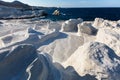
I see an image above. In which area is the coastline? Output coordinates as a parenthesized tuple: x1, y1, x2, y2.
(0, 1, 120, 79)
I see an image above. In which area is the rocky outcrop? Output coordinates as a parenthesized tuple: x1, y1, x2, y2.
(64, 42, 120, 80)
(92, 18, 117, 29)
(47, 21, 62, 31)
(52, 9, 60, 16)
(0, 44, 97, 80)
(39, 32, 84, 63)
(0, 18, 120, 80)
(61, 18, 83, 32)
(0, 44, 37, 80)
(92, 18, 104, 28)
(96, 28, 120, 56)
(0, 5, 47, 19)
(77, 22, 97, 36)
(0, 6, 21, 18)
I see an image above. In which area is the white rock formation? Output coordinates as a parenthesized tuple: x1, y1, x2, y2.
(0, 44, 38, 80)
(92, 18, 104, 29)
(96, 28, 120, 56)
(0, 6, 21, 18)
(39, 32, 84, 63)
(77, 22, 97, 36)
(93, 18, 117, 29)
(0, 44, 97, 80)
(20, 28, 59, 48)
(0, 6, 47, 19)
(64, 42, 120, 80)
(47, 21, 62, 31)
(61, 18, 83, 32)
(0, 18, 120, 80)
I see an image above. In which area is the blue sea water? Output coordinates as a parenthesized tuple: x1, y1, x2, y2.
(45, 8, 120, 21)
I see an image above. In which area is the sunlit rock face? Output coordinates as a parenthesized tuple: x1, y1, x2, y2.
(96, 28, 120, 56)
(64, 42, 120, 80)
(0, 44, 97, 80)
(77, 22, 97, 36)
(92, 18, 117, 29)
(61, 18, 83, 32)
(39, 32, 84, 63)
(92, 18, 105, 29)
(0, 17, 120, 80)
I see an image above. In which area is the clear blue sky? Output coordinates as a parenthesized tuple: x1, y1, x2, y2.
(2, 0, 120, 7)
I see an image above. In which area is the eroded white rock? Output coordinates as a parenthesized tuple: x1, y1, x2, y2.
(93, 18, 117, 29)
(92, 18, 104, 28)
(61, 18, 83, 32)
(0, 44, 96, 80)
(77, 22, 97, 36)
(64, 42, 120, 80)
(39, 32, 84, 63)
(96, 28, 120, 56)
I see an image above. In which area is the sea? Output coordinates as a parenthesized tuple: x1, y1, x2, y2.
(45, 8, 120, 21)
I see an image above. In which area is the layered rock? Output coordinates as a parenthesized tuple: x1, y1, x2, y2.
(0, 6, 47, 19)
(0, 6, 21, 18)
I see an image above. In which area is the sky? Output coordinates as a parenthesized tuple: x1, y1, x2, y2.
(2, 0, 120, 7)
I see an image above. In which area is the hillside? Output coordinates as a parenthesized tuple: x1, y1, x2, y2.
(0, 0, 31, 9)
